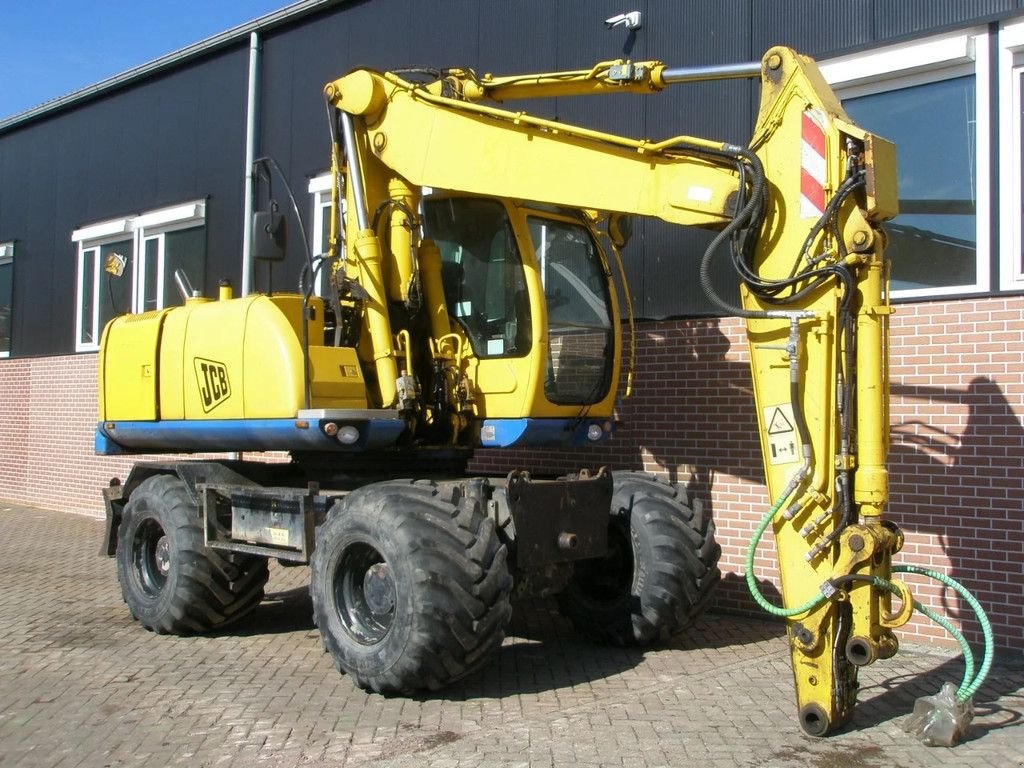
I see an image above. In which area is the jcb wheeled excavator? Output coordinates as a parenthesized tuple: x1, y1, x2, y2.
(96, 47, 988, 742)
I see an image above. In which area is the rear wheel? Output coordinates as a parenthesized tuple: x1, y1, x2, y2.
(311, 480, 512, 693)
(558, 471, 720, 644)
(116, 474, 269, 634)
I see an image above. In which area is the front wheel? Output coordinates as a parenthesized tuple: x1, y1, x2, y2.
(558, 471, 720, 645)
(311, 480, 512, 693)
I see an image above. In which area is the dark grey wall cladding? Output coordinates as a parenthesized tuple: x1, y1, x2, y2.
(0, 0, 1016, 355)
(750, 0, 1016, 56)
(0, 48, 248, 356)
(871, 0, 1016, 41)
(750, 0, 873, 56)
(638, 0, 755, 317)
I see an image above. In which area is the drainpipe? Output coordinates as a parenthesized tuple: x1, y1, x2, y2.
(241, 31, 260, 297)
(233, 31, 260, 463)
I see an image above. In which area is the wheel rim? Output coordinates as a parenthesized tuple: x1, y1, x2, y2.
(334, 541, 396, 644)
(133, 518, 170, 598)
(572, 520, 634, 603)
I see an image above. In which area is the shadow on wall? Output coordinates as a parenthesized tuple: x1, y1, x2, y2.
(888, 378, 1024, 649)
(470, 318, 1024, 651)
(641, 325, 1024, 652)
(639, 323, 1024, 652)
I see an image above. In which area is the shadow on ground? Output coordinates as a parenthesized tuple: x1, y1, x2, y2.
(853, 654, 1024, 742)
(222, 583, 317, 636)
(218, 564, 785, 699)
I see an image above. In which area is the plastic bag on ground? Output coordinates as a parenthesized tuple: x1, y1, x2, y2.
(902, 681, 974, 747)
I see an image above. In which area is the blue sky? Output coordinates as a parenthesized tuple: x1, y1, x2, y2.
(0, 1, 290, 120)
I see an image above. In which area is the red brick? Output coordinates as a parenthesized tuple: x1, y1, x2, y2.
(3, 295, 1023, 652)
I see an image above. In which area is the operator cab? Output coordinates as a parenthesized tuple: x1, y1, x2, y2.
(421, 195, 616, 406)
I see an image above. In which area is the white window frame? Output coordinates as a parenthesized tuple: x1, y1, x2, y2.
(820, 29, 991, 299)
(132, 201, 205, 313)
(999, 20, 1024, 290)
(137, 233, 165, 314)
(72, 200, 205, 352)
(309, 173, 343, 297)
(0, 241, 13, 358)
(72, 220, 131, 352)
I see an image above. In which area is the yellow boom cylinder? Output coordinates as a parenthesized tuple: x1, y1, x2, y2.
(352, 228, 398, 407)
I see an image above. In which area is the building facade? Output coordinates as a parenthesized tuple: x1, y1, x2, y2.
(1, 0, 1022, 654)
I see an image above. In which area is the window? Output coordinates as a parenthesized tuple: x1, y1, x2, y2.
(422, 197, 532, 359)
(999, 21, 1024, 289)
(73, 201, 205, 352)
(528, 216, 613, 405)
(0, 242, 12, 357)
(821, 31, 990, 298)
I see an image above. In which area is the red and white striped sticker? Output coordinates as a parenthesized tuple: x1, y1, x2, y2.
(800, 109, 827, 219)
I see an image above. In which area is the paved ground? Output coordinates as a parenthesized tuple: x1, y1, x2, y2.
(0, 502, 1021, 768)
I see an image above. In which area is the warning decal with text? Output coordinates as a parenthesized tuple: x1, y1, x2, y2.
(763, 403, 801, 465)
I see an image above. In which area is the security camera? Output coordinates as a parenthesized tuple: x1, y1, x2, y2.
(604, 11, 641, 30)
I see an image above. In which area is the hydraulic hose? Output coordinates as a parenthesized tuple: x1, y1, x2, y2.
(698, 145, 775, 319)
(745, 513, 994, 701)
(830, 572, 977, 697)
(892, 565, 994, 701)
(744, 494, 828, 618)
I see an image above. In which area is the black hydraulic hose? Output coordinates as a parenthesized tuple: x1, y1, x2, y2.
(696, 145, 777, 319)
(796, 171, 865, 273)
(832, 599, 854, 713)
(371, 199, 417, 232)
(253, 154, 315, 408)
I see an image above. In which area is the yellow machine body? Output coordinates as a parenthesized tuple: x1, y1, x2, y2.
(738, 50, 904, 733)
(99, 295, 367, 422)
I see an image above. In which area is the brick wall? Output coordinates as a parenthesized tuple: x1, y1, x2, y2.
(1, 296, 1021, 653)
(471, 297, 1024, 654)
(0, 354, 237, 514)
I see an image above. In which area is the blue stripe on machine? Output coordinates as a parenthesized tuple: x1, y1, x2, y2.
(95, 417, 406, 455)
(479, 418, 611, 448)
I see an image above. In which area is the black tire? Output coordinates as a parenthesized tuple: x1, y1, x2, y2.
(116, 474, 269, 634)
(311, 480, 512, 694)
(558, 471, 720, 645)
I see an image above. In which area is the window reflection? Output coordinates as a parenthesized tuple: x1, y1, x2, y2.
(423, 198, 531, 358)
(528, 217, 613, 405)
(0, 246, 12, 355)
(845, 76, 977, 291)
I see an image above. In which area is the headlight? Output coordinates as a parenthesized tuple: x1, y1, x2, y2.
(337, 425, 361, 445)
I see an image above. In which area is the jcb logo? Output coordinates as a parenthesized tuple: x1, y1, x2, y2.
(194, 358, 232, 413)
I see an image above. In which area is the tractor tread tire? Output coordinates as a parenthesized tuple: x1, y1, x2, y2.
(311, 480, 512, 694)
(116, 474, 269, 635)
(559, 471, 720, 645)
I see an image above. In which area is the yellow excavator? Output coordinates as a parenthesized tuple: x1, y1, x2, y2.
(96, 47, 988, 743)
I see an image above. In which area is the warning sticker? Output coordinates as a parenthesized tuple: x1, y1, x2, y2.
(763, 404, 801, 465)
(267, 527, 290, 547)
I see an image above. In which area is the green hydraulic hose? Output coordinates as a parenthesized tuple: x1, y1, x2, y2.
(869, 577, 975, 696)
(746, 503, 993, 701)
(745, 496, 828, 618)
(892, 565, 994, 701)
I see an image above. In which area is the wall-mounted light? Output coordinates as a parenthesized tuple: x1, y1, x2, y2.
(605, 11, 642, 31)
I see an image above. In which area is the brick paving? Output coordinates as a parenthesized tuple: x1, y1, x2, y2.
(0, 501, 1021, 768)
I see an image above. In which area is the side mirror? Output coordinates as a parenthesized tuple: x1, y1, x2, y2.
(608, 214, 633, 248)
(252, 205, 287, 261)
